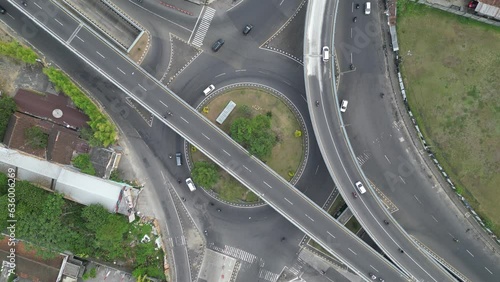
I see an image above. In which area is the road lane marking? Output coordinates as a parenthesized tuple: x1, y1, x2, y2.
(263, 181, 272, 189)
(305, 214, 315, 222)
(350, 28, 353, 38)
(484, 267, 492, 274)
(117, 67, 126, 75)
(315, 165, 320, 175)
(7, 13, 15, 19)
(413, 195, 422, 205)
(284, 198, 293, 205)
(399, 175, 406, 184)
(466, 250, 474, 257)
(138, 84, 147, 91)
(431, 215, 438, 222)
(34, 2, 42, 9)
(370, 265, 379, 272)
(242, 165, 251, 172)
(327, 231, 335, 238)
(215, 73, 226, 78)
(202, 133, 210, 140)
(159, 100, 168, 108)
(54, 18, 64, 26)
(235, 69, 246, 72)
(384, 155, 391, 164)
(96, 51, 105, 59)
(75, 35, 84, 42)
(222, 150, 231, 156)
(180, 117, 189, 124)
(347, 248, 357, 255)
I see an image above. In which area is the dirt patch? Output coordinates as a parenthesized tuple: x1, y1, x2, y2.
(129, 31, 150, 64)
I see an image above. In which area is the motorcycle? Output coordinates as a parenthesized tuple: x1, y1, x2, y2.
(315, 100, 319, 107)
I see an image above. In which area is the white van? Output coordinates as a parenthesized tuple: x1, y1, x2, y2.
(355, 181, 367, 194)
(365, 2, 371, 15)
(186, 178, 197, 192)
(203, 84, 215, 96)
(322, 46, 330, 62)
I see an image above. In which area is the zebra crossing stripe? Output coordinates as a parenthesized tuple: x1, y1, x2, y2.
(192, 7, 216, 47)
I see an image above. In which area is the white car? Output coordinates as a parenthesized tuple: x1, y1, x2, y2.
(203, 84, 215, 96)
(186, 178, 197, 192)
(355, 181, 367, 194)
(340, 100, 348, 112)
(365, 2, 371, 14)
(322, 46, 330, 62)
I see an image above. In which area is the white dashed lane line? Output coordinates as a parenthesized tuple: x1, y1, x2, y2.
(202, 133, 210, 140)
(284, 198, 293, 205)
(263, 181, 272, 189)
(138, 84, 147, 91)
(222, 150, 231, 156)
(242, 165, 251, 172)
(327, 231, 335, 238)
(96, 51, 105, 59)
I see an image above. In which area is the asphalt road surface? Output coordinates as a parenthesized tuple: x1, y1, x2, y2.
(303, 0, 455, 281)
(334, 0, 500, 281)
(3, 0, 414, 280)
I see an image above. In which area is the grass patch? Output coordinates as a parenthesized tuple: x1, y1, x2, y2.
(397, 0, 500, 234)
(327, 194, 345, 216)
(191, 87, 304, 203)
(345, 216, 362, 233)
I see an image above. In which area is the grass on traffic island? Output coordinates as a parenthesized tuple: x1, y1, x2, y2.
(397, 0, 500, 234)
(190, 87, 305, 204)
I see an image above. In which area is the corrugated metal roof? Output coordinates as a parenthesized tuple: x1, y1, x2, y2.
(0, 146, 124, 213)
(479, 0, 500, 7)
(56, 169, 123, 212)
(0, 146, 62, 179)
(476, 2, 500, 19)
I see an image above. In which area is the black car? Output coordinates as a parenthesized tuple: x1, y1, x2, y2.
(211, 38, 224, 52)
(0, 5, 6, 14)
(242, 24, 253, 35)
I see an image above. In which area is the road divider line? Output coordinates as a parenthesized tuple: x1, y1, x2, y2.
(34, 2, 42, 9)
(431, 215, 438, 222)
(466, 250, 474, 257)
(384, 155, 391, 164)
(159, 100, 168, 108)
(138, 84, 147, 91)
(242, 165, 251, 172)
(327, 231, 335, 238)
(180, 117, 189, 124)
(284, 198, 293, 205)
(305, 214, 315, 222)
(370, 265, 379, 272)
(413, 195, 422, 205)
(202, 133, 210, 140)
(484, 267, 492, 274)
(348, 248, 357, 255)
(222, 150, 231, 156)
(54, 18, 64, 26)
(96, 51, 105, 59)
(215, 73, 226, 78)
(399, 175, 406, 184)
(263, 181, 272, 189)
(117, 67, 126, 75)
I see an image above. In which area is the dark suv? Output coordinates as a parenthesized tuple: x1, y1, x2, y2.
(211, 39, 224, 52)
(242, 24, 253, 35)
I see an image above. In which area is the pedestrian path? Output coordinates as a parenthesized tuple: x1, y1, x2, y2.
(212, 245, 257, 264)
(191, 7, 216, 47)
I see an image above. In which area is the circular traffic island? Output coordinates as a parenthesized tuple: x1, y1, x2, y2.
(189, 85, 307, 206)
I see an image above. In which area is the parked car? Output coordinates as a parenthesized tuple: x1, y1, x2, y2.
(242, 24, 253, 35)
(203, 84, 215, 96)
(212, 39, 225, 52)
(468, 0, 478, 8)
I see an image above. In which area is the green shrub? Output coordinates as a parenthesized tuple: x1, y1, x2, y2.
(0, 41, 38, 64)
(72, 154, 96, 175)
(191, 161, 219, 188)
(24, 126, 48, 149)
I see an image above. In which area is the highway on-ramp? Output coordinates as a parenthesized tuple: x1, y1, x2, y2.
(5, 0, 410, 280)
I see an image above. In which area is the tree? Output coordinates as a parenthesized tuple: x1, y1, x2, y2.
(230, 114, 276, 159)
(24, 126, 48, 149)
(0, 96, 17, 140)
(191, 161, 219, 188)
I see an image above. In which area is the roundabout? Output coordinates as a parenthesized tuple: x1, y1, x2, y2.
(187, 83, 310, 206)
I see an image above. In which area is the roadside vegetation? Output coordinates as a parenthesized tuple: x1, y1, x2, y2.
(72, 153, 96, 176)
(190, 87, 305, 203)
(0, 173, 164, 280)
(24, 126, 48, 149)
(0, 40, 38, 64)
(0, 96, 17, 140)
(397, 0, 500, 234)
